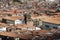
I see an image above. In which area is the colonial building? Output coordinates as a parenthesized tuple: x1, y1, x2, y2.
(41, 17, 60, 29)
(2, 16, 24, 25)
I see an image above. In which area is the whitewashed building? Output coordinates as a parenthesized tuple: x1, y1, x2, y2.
(0, 27, 6, 32)
(2, 16, 24, 25)
(46, 0, 60, 2)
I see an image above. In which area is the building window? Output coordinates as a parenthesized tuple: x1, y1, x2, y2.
(16, 28, 21, 30)
(2, 19, 7, 23)
(7, 20, 14, 25)
(53, 27, 57, 29)
(7, 28, 12, 32)
(45, 25, 49, 28)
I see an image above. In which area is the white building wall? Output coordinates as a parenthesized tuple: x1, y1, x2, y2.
(46, 0, 55, 2)
(15, 20, 23, 25)
(46, 0, 60, 2)
(0, 27, 6, 32)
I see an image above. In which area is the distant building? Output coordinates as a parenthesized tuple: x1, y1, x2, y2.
(2, 16, 24, 25)
(13, 0, 27, 3)
(0, 27, 6, 32)
(0, 0, 13, 2)
(0, 23, 8, 32)
(41, 17, 60, 29)
(46, 0, 60, 2)
(31, 14, 42, 27)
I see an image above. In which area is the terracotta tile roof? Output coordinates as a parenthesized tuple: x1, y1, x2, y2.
(31, 12, 60, 24)
(31, 14, 41, 19)
(13, 24, 35, 29)
(42, 17, 60, 24)
(3, 16, 24, 20)
(0, 23, 9, 28)
(0, 32, 19, 37)
(33, 30, 49, 36)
